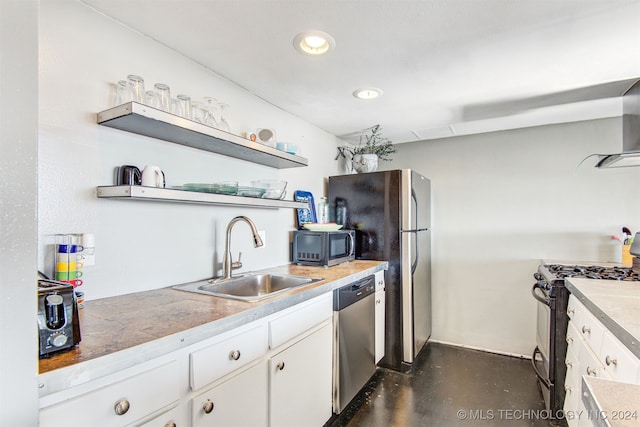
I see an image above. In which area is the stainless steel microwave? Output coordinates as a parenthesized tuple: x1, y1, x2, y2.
(292, 230, 355, 267)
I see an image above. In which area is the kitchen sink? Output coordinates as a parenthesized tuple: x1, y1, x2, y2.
(172, 273, 324, 302)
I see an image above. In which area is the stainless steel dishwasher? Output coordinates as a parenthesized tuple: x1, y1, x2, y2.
(333, 274, 376, 414)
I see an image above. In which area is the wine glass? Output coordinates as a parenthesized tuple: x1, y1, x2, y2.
(202, 97, 219, 128)
(217, 102, 231, 132)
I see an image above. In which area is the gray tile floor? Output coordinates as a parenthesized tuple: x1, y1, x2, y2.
(327, 342, 556, 426)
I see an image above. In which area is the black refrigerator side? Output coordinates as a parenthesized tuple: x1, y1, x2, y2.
(328, 170, 405, 370)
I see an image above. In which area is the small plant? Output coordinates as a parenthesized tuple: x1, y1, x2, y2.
(335, 125, 396, 161)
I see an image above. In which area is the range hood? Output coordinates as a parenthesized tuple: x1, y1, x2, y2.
(596, 79, 640, 168)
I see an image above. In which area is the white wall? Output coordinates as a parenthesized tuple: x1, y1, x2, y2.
(383, 118, 640, 356)
(0, 0, 39, 423)
(38, 1, 341, 300)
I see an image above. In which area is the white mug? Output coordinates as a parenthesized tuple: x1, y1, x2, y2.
(141, 165, 165, 188)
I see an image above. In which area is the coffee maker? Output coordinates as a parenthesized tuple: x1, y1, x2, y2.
(37, 279, 81, 357)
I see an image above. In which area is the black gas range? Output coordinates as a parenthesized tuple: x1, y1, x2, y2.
(531, 263, 639, 423)
(540, 263, 639, 281)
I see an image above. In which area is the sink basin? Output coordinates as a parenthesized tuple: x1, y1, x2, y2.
(172, 273, 324, 302)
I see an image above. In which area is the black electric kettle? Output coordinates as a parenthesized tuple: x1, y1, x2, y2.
(115, 165, 142, 185)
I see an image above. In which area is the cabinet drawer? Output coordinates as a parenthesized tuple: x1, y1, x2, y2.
(135, 404, 181, 427)
(40, 360, 180, 427)
(269, 293, 332, 349)
(191, 361, 268, 427)
(578, 341, 609, 381)
(565, 320, 582, 359)
(566, 298, 578, 320)
(563, 345, 581, 415)
(569, 296, 605, 353)
(598, 329, 640, 383)
(190, 323, 268, 391)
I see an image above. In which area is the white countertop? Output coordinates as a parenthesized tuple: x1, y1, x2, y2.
(581, 376, 640, 427)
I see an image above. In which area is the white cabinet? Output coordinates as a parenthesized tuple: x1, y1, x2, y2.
(191, 361, 268, 427)
(374, 271, 386, 364)
(269, 323, 333, 427)
(563, 295, 640, 427)
(40, 292, 336, 427)
(39, 358, 181, 427)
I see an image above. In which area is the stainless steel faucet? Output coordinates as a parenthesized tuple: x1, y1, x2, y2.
(222, 216, 264, 280)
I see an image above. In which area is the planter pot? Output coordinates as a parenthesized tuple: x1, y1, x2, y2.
(352, 154, 379, 173)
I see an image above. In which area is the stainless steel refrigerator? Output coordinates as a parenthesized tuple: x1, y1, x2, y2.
(328, 169, 431, 371)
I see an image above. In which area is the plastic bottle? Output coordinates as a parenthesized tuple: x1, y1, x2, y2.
(317, 197, 329, 224)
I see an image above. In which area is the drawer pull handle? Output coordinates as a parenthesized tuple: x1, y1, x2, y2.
(566, 336, 574, 344)
(565, 361, 573, 368)
(567, 308, 575, 315)
(114, 399, 130, 416)
(586, 366, 597, 376)
(165, 423, 177, 427)
(203, 399, 215, 414)
(605, 355, 618, 366)
(565, 385, 572, 393)
(229, 350, 241, 361)
(581, 326, 591, 334)
(277, 361, 285, 371)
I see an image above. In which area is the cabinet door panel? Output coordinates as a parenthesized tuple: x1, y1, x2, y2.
(191, 361, 268, 427)
(269, 323, 332, 427)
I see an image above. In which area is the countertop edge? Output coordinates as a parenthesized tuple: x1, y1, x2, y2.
(38, 261, 387, 397)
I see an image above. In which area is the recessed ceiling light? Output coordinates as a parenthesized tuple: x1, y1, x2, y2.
(353, 87, 383, 100)
(293, 30, 335, 56)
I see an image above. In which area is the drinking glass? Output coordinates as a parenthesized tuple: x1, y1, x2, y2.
(202, 97, 219, 128)
(191, 101, 206, 123)
(145, 90, 157, 108)
(170, 98, 180, 115)
(114, 80, 130, 106)
(154, 83, 171, 112)
(217, 102, 231, 132)
(127, 74, 145, 103)
(176, 94, 192, 119)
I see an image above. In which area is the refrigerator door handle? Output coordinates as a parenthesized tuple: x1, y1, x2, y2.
(400, 228, 429, 233)
(412, 231, 418, 274)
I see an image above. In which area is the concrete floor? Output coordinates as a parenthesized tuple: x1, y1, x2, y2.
(327, 342, 554, 426)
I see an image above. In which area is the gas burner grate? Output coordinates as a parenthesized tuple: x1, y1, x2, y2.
(544, 264, 640, 281)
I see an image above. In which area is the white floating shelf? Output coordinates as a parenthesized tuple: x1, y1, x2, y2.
(97, 186, 308, 210)
(97, 102, 308, 169)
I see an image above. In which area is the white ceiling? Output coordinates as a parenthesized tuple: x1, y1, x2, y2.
(82, 0, 640, 144)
